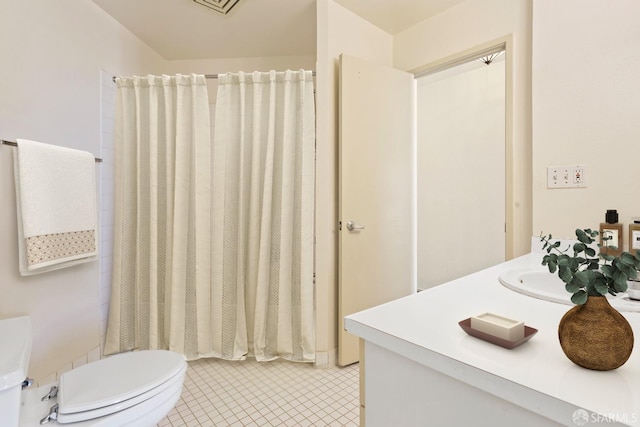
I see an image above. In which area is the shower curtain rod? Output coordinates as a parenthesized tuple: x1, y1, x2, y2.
(204, 71, 316, 79)
(112, 71, 316, 83)
(1, 140, 103, 163)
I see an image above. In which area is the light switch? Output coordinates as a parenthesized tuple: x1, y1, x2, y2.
(547, 165, 586, 189)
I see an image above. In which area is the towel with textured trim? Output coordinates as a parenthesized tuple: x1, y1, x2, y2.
(13, 139, 98, 275)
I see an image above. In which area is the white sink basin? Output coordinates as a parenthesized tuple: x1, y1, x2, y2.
(498, 267, 640, 312)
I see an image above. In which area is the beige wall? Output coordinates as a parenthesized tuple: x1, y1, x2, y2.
(0, 0, 165, 380)
(532, 0, 640, 246)
(315, 0, 394, 365)
(394, 0, 533, 258)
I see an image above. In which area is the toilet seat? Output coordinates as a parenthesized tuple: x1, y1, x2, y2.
(54, 350, 186, 424)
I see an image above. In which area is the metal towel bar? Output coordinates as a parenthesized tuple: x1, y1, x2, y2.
(1, 140, 102, 163)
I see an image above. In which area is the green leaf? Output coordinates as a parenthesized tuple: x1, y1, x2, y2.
(594, 278, 609, 295)
(547, 263, 557, 274)
(573, 242, 586, 253)
(576, 229, 590, 244)
(571, 290, 588, 305)
(565, 279, 582, 294)
(614, 259, 636, 277)
(601, 253, 615, 262)
(585, 247, 596, 257)
(619, 252, 637, 267)
(613, 278, 628, 293)
(573, 270, 591, 286)
(568, 258, 580, 271)
(612, 269, 629, 291)
(622, 263, 637, 277)
(558, 266, 573, 284)
(601, 264, 614, 278)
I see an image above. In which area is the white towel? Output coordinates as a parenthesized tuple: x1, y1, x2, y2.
(13, 139, 98, 275)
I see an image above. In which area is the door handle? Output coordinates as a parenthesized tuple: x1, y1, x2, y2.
(346, 220, 365, 231)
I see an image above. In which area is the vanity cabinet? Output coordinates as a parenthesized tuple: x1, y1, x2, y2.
(347, 254, 640, 427)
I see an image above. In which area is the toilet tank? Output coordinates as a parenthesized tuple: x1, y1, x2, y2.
(0, 316, 32, 427)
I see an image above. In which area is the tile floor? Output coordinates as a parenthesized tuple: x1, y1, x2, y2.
(158, 357, 360, 427)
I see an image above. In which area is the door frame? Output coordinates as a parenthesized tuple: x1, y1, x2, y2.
(409, 35, 516, 260)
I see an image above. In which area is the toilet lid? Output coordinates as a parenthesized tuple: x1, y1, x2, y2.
(56, 350, 185, 422)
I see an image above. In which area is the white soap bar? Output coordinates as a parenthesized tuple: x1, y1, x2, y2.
(470, 313, 525, 341)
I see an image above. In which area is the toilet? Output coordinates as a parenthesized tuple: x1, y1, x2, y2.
(0, 316, 187, 426)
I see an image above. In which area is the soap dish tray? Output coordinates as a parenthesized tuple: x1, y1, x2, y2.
(458, 318, 538, 349)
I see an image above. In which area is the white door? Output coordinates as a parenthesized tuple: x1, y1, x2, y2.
(338, 54, 415, 366)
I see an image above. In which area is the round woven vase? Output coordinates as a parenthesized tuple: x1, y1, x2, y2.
(558, 295, 634, 371)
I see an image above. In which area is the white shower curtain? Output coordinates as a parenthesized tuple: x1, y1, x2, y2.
(213, 70, 315, 362)
(105, 74, 216, 359)
(105, 71, 315, 363)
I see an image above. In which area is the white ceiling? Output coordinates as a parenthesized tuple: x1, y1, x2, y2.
(91, 0, 466, 61)
(333, 0, 466, 34)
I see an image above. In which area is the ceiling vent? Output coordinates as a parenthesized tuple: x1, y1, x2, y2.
(193, 0, 240, 15)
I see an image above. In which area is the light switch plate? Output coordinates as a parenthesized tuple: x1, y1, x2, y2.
(547, 165, 586, 189)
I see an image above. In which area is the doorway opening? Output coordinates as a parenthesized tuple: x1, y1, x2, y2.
(416, 48, 507, 290)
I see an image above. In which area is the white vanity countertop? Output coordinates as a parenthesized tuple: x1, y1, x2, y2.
(345, 253, 640, 426)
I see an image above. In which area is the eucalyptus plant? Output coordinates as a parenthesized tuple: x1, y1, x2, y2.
(540, 228, 640, 305)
